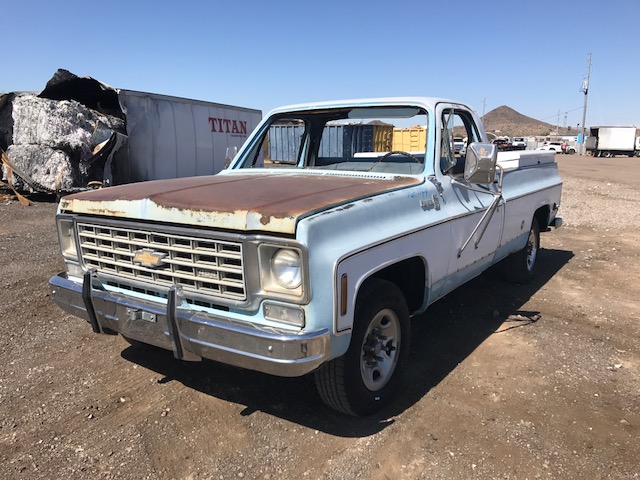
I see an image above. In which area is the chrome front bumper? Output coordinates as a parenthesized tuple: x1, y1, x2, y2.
(49, 272, 329, 377)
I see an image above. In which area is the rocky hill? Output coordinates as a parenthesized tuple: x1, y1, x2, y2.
(481, 105, 555, 137)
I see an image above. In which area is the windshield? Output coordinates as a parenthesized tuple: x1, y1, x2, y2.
(235, 106, 428, 174)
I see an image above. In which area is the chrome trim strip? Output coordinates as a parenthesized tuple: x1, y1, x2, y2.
(166, 285, 183, 359)
(82, 268, 101, 333)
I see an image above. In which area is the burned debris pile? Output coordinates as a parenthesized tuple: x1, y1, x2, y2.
(2, 69, 262, 196)
(0, 69, 126, 193)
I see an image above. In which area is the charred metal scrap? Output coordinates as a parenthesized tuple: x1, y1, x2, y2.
(0, 69, 127, 193)
(1, 69, 262, 194)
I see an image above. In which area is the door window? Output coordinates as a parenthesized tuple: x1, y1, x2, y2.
(440, 109, 481, 176)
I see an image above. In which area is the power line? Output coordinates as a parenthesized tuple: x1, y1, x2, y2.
(539, 106, 584, 121)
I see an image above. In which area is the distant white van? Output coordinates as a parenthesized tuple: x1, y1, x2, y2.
(512, 137, 527, 149)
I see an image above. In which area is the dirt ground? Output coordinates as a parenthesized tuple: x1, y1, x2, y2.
(1, 155, 639, 479)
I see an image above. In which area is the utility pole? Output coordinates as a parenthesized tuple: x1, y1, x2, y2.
(580, 53, 592, 155)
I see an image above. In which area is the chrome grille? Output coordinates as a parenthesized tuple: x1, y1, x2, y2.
(77, 222, 246, 301)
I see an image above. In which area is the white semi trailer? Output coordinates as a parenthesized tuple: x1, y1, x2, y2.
(585, 126, 639, 157)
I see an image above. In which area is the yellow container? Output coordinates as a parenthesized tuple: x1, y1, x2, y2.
(373, 125, 394, 152)
(392, 127, 427, 152)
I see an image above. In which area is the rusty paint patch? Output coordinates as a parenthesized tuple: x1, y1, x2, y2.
(85, 207, 127, 216)
(61, 173, 422, 234)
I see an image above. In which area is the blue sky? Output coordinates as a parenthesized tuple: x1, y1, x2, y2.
(2, 0, 637, 128)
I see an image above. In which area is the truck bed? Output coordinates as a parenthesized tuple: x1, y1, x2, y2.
(497, 150, 556, 172)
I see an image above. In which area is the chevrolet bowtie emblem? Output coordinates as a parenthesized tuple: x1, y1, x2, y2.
(133, 249, 167, 268)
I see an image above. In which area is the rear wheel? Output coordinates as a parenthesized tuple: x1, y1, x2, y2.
(314, 278, 410, 416)
(505, 218, 540, 284)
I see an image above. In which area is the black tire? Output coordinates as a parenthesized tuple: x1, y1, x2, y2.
(314, 278, 410, 416)
(505, 218, 540, 284)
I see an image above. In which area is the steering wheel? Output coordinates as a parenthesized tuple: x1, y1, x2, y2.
(369, 150, 422, 171)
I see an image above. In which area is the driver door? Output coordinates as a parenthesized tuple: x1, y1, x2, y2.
(437, 105, 504, 296)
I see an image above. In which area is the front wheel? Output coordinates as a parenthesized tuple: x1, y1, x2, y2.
(505, 218, 541, 284)
(314, 278, 410, 416)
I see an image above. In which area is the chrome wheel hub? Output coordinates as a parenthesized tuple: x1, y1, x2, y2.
(360, 308, 400, 391)
(526, 229, 538, 271)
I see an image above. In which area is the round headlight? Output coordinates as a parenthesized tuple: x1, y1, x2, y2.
(271, 249, 302, 289)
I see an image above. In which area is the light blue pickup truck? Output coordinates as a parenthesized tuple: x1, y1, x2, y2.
(50, 98, 563, 415)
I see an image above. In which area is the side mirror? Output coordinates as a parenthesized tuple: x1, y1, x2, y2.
(224, 146, 238, 169)
(464, 143, 497, 184)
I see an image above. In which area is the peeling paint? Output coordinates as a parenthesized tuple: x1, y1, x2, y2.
(84, 207, 128, 217)
(60, 173, 421, 234)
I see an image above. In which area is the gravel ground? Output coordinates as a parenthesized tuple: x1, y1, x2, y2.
(0, 155, 638, 479)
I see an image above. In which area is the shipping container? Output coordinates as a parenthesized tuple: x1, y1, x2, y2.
(319, 124, 346, 158)
(392, 127, 427, 152)
(267, 122, 304, 163)
(268, 123, 394, 163)
(373, 124, 394, 152)
(342, 124, 393, 155)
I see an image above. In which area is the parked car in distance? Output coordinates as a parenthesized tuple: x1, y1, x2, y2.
(453, 137, 465, 154)
(511, 137, 527, 150)
(492, 138, 511, 151)
(537, 141, 576, 154)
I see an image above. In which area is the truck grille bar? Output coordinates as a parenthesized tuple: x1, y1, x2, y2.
(77, 222, 246, 302)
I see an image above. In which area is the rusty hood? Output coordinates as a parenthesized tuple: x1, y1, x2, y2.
(60, 173, 421, 234)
